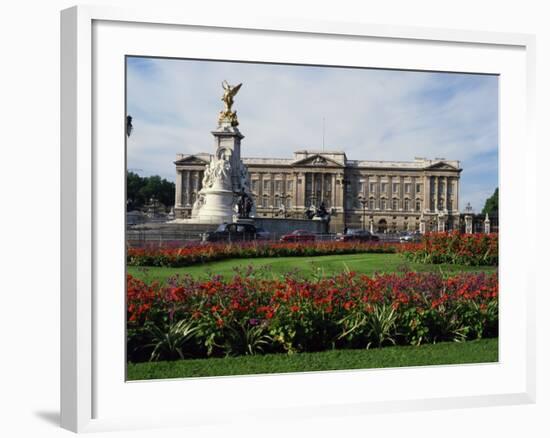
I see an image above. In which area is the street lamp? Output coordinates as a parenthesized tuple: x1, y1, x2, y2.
(358, 195, 368, 231)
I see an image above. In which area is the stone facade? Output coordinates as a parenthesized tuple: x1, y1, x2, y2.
(175, 150, 462, 233)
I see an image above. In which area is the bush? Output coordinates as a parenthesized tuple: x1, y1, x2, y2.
(127, 241, 399, 268)
(127, 270, 498, 362)
(401, 232, 498, 266)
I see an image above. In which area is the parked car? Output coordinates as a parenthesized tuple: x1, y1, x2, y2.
(255, 227, 271, 241)
(338, 229, 380, 242)
(399, 230, 423, 243)
(203, 223, 259, 242)
(280, 229, 316, 242)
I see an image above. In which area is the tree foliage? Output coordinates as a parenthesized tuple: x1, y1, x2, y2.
(481, 188, 498, 216)
(127, 171, 175, 211)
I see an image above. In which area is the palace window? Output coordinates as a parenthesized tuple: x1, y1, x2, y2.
(369, 198, 375, 210)
(449, 182, 454, 194)
(263, 180, 271, 192)
(392, 182, 399, 193)
(275, 180, 282, 193)
(416, 183, 422, 194)
(381, 182, 387, 192)
(369, 182, 376, 193)
(252, 180, 259, 193)
(405, 183, 411, 194)
(381, 199, 387, 210)
(262, 196, 268, 208)
(287, 180, 293, 192)
(415, 200, 421, 211)
(275, 197, 282, 208)
(392, 199, 399, 210)
(286, 198, 292, 209)
(358, 182, 364, 193)
(404, 199, 410, 210)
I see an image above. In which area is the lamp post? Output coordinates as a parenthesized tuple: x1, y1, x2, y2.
(358, 195, 368, 231)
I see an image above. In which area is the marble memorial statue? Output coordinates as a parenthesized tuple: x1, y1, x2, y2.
(190, 81, 255, 223)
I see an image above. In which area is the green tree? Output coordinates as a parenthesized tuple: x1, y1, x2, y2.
(481, 188, 498, 216)
(126, 171, 175, 211)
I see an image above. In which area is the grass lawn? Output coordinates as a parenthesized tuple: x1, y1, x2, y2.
(127, 252, 497, 284)
(127, 338, 498, 380)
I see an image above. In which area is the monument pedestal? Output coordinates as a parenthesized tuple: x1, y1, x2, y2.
(194, 188, 235, 223)
(180, 81, 256, 226)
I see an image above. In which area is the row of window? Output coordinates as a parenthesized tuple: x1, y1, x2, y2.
(245, 180, 455, 197)
(357, 182, 424, 195)
(252, 180, 294, 193)
(353, 198, 422, 212)
(256, 196, 293, 209)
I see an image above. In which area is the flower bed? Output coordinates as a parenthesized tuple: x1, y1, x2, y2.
(127, 271, 498, 362)
(127, 241, 399, 268)
(401, 232, 498, 266)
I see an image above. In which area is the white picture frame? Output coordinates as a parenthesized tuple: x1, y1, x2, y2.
(60, 5, 536, 433)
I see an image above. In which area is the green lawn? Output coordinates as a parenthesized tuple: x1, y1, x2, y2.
(128, 252, 497, 283)
(127, 338, 498, 380)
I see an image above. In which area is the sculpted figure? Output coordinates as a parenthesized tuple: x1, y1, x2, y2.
(212, 160, 231, 189)
(238, 162, 251, 192)
(244, 195, 253, 218)
(221, 80, 242, 113)
(202, 162, 215, 189)
(192, 193, 205, 212)
(219, 81, 242, 127)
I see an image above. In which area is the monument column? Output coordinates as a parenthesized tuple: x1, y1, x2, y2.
(175, 170, 182, 208)
(331, 173, 337, 208)
(399, 175, 404, 211)
(434, 177, 439, 211)
(423, 175, 430, 213)
(192, 80, 251, 223)
(334, 173, 343, 211)
(443, 177, 448, 211)
(185, 171, 191, 206)
(453, 178, 459, 213)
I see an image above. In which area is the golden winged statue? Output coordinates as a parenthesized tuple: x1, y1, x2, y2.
(221, 80, 242, 112)
(218, 80, 242, 127)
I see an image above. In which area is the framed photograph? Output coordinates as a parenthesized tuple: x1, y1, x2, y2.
(61, 5, 536, 433)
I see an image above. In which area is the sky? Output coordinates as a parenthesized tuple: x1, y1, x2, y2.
(126, 57, 498, 212)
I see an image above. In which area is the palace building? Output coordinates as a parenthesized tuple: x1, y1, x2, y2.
(174, 150, 462, 233)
